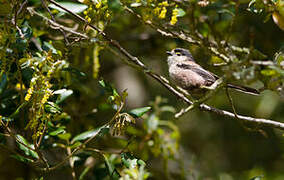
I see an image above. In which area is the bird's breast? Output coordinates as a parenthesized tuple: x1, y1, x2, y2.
(169, 65, 206, 89)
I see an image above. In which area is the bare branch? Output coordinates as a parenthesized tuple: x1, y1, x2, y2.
(250, 60, 284, 67)
(27, 7, 88, 39)
(45, 0, 284, 132)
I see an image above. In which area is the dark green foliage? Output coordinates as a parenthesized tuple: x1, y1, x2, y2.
(0, 0, 284, 179)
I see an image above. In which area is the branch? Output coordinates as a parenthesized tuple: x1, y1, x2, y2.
(250, 60, 284, 68)
(121, 4, 232, 63)
(45, 0, 284, 131)
(27, 7, 88, 39)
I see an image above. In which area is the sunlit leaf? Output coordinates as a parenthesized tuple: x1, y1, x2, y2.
(54, 89, 73, 104)
(49, 128, 65, 136)
(121, 152, 138, 169)
(250, 175, 264, 180)
(137, 159, 146, 166)
(177, 8, 186, 17)
(45, 102, 62, 114)
(272, 12, 284, 31)
(69, 141, 82, 149)
(16, 135, 39, 159)
(247, 0, 263, 13)
(71, 126, 109, 143)
(48, 2, 88, 14)
(261, 69, 277, 76)
(58, 133, 71, 141)
(99, 79, 113, 93)
(129, 107, 151, 118)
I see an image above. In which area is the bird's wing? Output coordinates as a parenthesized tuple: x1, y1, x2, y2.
(176, 63, 216, 85)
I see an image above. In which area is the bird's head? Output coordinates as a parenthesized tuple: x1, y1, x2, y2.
(166, 48, 194, 65)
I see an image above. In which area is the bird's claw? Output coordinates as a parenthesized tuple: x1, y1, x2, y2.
(200, 78, 223, 90)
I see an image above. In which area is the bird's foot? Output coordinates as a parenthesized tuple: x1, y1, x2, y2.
(200, 78, 223, 90)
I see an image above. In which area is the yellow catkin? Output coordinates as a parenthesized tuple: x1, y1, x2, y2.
(154, 7, 161, 16)
(41, 84, 52, 104)
(159, 7, 167, 19)
(96, 2, 101, 9)
(170, 8, 179, 25)
(25, 86, 34, 101)
(159, 1, 169, 6)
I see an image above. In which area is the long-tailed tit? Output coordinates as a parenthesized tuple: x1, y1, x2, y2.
(166, 48, 259, 96)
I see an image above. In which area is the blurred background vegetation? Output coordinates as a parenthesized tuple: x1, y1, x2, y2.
(0, 0, 284, 179)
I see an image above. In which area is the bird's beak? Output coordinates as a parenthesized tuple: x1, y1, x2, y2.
(166, 51, 172, 56)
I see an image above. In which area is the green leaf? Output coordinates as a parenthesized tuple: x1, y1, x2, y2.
(250, 175, 264, 180)
(69, 141, 82, 149)
(129, 107, 151, 118)
(137, 159, 146, 166)
(42, 41, 57, 54)
(62, 67, 86, 77)
(49, 128, 65, 136)
(99, 79, 113, 93)
(9, 101, 28, 119)
(44, 102, 62, 114)
(71, 126, 109, 143)
(1, 116, 13, 122)
(11, 154, 33, 163)
(177, 8, 186, 17)
(247, 0, 263, 13)
(48, 2, 88, 14)
(261, 69, 277, 76)
(58, 133, 71, 141)
(54, 89, 73, 104)
(79, 167, 91, 180)
(20, 23, 33, 39)
(121, 152, 138, 169)
(16, 135, 39, 159)
(274, 51, 284, 65)
(251, 49, 267, 59)
(103, 154, 120, 179)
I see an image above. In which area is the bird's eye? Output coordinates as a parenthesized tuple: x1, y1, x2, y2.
(176, 52, 181, 56)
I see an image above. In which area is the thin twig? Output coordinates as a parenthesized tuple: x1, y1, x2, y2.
(225, 87, 239, 119)
(27, 7, 88, 39)
(39, 101, 125, 172)
(250, 60, 284, 67)
(43, 0, 284, 131)
(36, 118, 49, 147)
(66, 142, 77, 180)
(11, 0, 28, 39)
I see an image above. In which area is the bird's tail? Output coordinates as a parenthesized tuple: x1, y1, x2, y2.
(227, 83, 260, 95)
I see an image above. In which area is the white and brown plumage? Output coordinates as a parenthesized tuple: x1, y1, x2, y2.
(166, 48, 259, 95)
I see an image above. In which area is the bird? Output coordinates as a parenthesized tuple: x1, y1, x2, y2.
(166, 48, 259, 96)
